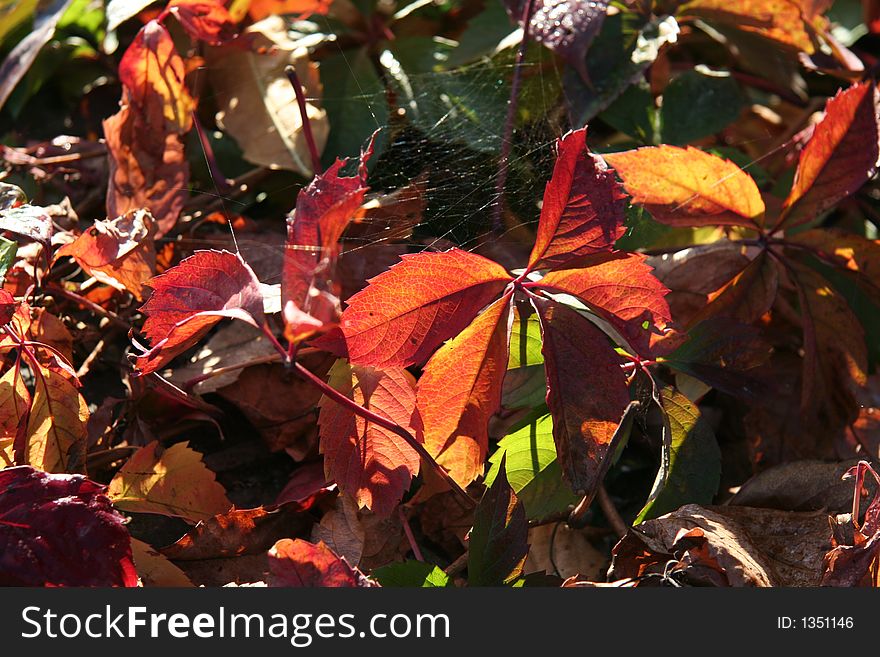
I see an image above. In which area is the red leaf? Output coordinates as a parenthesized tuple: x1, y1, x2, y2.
(414, 295, 512, 488)
(55, 209, 156, 301)
(528, 128, 627, 270)
(135, 250, 266, 375)
(530, 253, 671, 356)
(0, 466, 137, 587)
(780, 82, 880, 229)
(283, 140, 374, 335)
(318, 360, 420, 516)
(332, 248, 513, 367)
(532, 297, 630, 494)
(248, 0, 333, 20)
(268, 538, 374, 587)
(0, 289, 15, 325)
(166, 0, 238, 45)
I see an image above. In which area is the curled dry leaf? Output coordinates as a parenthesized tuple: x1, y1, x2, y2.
(207, 16, 328, 175)
(0, 466, 137, 587)
(55, 209, 156, 301)
(610, 504, 832, 586)
(166, 0, 238, 45)
(108, 440, 232, 522)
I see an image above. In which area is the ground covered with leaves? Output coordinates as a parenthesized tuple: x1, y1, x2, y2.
(2, 0, 880, 587)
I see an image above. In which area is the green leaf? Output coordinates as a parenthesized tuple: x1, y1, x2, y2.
(372, 560, 451, 587)
(502, 306, 546, 410)
(0, 236, 17, 279)
(485, 414, 578, 521)
(600, 81, 657, 144)
(468, 456, 528, 586)
(446, 0, 514, 67)
(635, 387, 721, 523)
(320, 47, 389, 166)
(660, 68, 744, 145)
(0, 0, 38, 47)
(566, 14, 679, 127)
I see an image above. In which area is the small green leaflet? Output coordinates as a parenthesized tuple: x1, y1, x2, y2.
(502, 308, 546, 410)
(0, 236, 16, 279)
(485, 414, 577, 521)
(372, 560, 450, 587)
(635, 387, 721, 523)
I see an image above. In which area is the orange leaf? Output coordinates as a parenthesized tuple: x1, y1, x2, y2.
(532, 253, 671, 356)
(679, 0, 823, 53)
(135, 250, 266, 375)
(604, 145, 765, 227)
(415, 295, 512, 488)
(268, 538, 373, 587)
(166, 0, 238, 45)
(104, 107, 189, 237)
(532, 297, 629, 494)
(119, 20, 194, 134)
(55, 209, 156, 301)
(0, 364, 29, 466)
(333, 248, 513, 367)
(528, 128, 627, 270)
(23, 363, 88, 473)
(779, 82, 880, 229)
(248, 0, 333, 21)
(108, 440, 232, 522)
(318, 360, 420, 516)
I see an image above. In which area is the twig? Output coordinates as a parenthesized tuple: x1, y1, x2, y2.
(76, 337, 106, 379)
(399, 507, 424, 562)
(285, 65, 323, 176)
(597, 484, 629, 539)
(444, 551, 469, 577)
(47, 284, 132, 331)
(490, 0, 536, 234)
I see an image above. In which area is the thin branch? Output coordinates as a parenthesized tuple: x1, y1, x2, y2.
(285, 65, 323, 176)
(399, 507, 424, 562)
(444, 551, 469, 577)
(597, 484, 628, 539)
(47, 284, 132, 331)
(490, 0, 536, 234)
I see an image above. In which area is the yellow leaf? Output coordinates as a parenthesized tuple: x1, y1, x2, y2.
(24, 363, 87, 473)
(109, 440, 232, 522)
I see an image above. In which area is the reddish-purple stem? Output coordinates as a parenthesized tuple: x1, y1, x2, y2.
(285, 65, 323, 176)
(490, 0, 536, 234)
(399, 507, 425, 561)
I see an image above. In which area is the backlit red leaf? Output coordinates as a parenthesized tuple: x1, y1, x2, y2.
(531, 297, 630, 495)
(779, 82, 880, 229)
(318, 360, 420, 516)
(135, 250, 266, 375)
(283, 140, 374, 335)
(248, 0, 333, 20)
(604, 146, 765, 227)
(531, 253, 671, 356)
(528, 128, 627, 270)
(268, 538, 374, 587)
(166, 0, 238, 45)
(415, 295, 512, 489)
(55, 209, 156, 301)
(0, 466, 137, 587)
(119, 20, 194, 134)
(333, 248, 513, 368)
